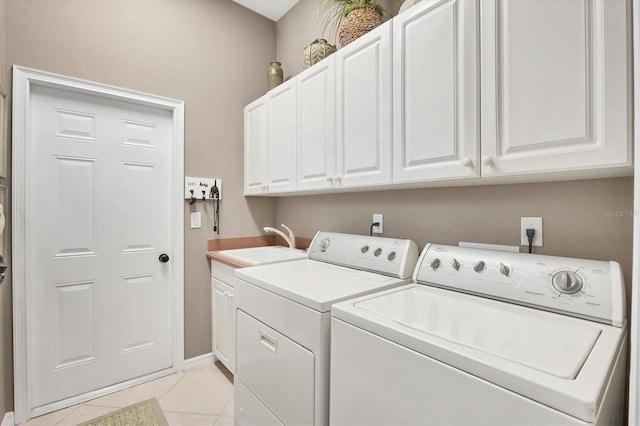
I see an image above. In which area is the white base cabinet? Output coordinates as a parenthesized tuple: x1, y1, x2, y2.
(211, 261, 236, 373)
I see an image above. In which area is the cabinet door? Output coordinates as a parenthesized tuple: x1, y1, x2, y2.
(393, 0, 479, 183)
(337, 21, 392, 188)
(244, 97, 267, 195)
(480, 0, 631, 176)
(212, 278, 233, 371)
(297, 56, 337, 191)
(266, 81, 297, 193)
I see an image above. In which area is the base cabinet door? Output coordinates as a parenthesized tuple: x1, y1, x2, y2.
(480, 0, 631, 176)
(393, 0, 480, 184)
(212, 278, 234, 373)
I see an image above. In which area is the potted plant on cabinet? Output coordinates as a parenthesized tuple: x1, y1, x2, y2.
(323, 0, 386, 47)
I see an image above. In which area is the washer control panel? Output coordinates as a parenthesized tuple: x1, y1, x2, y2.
(308, 232, 419, 279)
(415, 244, 625, 326)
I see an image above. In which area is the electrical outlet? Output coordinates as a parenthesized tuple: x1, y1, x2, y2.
(521, 217, 543, 247)
(372, 213, 383, 234)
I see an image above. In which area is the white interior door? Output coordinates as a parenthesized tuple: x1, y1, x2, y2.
(12, 67, 184, 420)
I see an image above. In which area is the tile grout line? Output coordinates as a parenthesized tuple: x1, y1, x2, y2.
(51, 404, 83, 426)
(156, 370, 189, 404)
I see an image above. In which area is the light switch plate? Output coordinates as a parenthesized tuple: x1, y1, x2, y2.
(191, 212, 202, 229)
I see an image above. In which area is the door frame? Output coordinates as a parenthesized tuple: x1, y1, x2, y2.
(11, 66, 185, 423)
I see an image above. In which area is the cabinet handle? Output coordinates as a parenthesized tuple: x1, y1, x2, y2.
(335, 176, 342, 183)
(461, 158, 473, 168)
(326, 176, 334, 183)
(482, 156, 494, 166)
(258, 329, 277, 353)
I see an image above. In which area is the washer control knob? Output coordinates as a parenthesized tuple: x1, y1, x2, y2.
(387, 251, 396, 261)
(430, 258, 441, 269)
(319, 239, 330, 252)
(498, 263, 511, 276)
(374, 248, 382, 257)
(473, 261, 486, 272)
(361, 245, 369, 254)
(451, 259, 461, 271)
(552, 271, 583, 294)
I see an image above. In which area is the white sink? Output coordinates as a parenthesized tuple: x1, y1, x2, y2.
(220, 246, 307, 266)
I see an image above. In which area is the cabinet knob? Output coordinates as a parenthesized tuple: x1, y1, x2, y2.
(326, 176, 334, 183)
(335, 176, 342, 183)
(461, 158, 473, 168)
(482, 156, 494, 166)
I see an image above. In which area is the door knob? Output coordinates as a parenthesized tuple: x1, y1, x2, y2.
(159, 253, 170, 263)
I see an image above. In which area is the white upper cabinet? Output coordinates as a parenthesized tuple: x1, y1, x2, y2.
(337, 21, 392, 188)
(244, 97, 268, 195)
(393, 0, 479, 183)
(266, 80, 297, 193)
(244, 81, 297, 195)
(244, 0, 631, 196)
(480, 0, 631, 177)
(297, 56, 337, 191)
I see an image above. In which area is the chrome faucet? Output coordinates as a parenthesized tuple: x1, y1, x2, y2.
(263, 224, 296, 249)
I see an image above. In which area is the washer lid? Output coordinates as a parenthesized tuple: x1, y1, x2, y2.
(235, 259, 409, 312)
(332, 284, 626, 423)
(354, 284, 600, 379)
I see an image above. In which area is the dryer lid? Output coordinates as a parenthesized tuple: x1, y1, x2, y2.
(354, 285, 601, 379)
(235, 259, 411, 312)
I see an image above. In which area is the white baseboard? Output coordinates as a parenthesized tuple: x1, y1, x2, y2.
(184, 352, 215, 370)
(1, 411, 14, 426)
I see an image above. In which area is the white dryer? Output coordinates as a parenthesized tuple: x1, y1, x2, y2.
(233, 232, 419, 425)
(330, 244, 627, 425)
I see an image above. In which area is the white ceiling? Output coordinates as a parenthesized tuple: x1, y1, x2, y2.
(232, 0, 301, 21)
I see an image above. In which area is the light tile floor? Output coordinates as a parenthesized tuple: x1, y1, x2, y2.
(24, 362, 234, 426)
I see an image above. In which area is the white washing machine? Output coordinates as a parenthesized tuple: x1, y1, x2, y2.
(233, 232, 419, 425)
(330, 244, 627, 425)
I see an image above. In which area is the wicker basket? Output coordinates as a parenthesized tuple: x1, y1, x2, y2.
(338, 6, 384, 47)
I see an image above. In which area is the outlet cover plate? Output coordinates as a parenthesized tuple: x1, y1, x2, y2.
(372, 213, 383, 234)
(521, 217, 543, 246)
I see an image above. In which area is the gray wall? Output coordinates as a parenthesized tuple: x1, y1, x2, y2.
(276, 0, 402, 79)
(1, 0, 278, 417)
